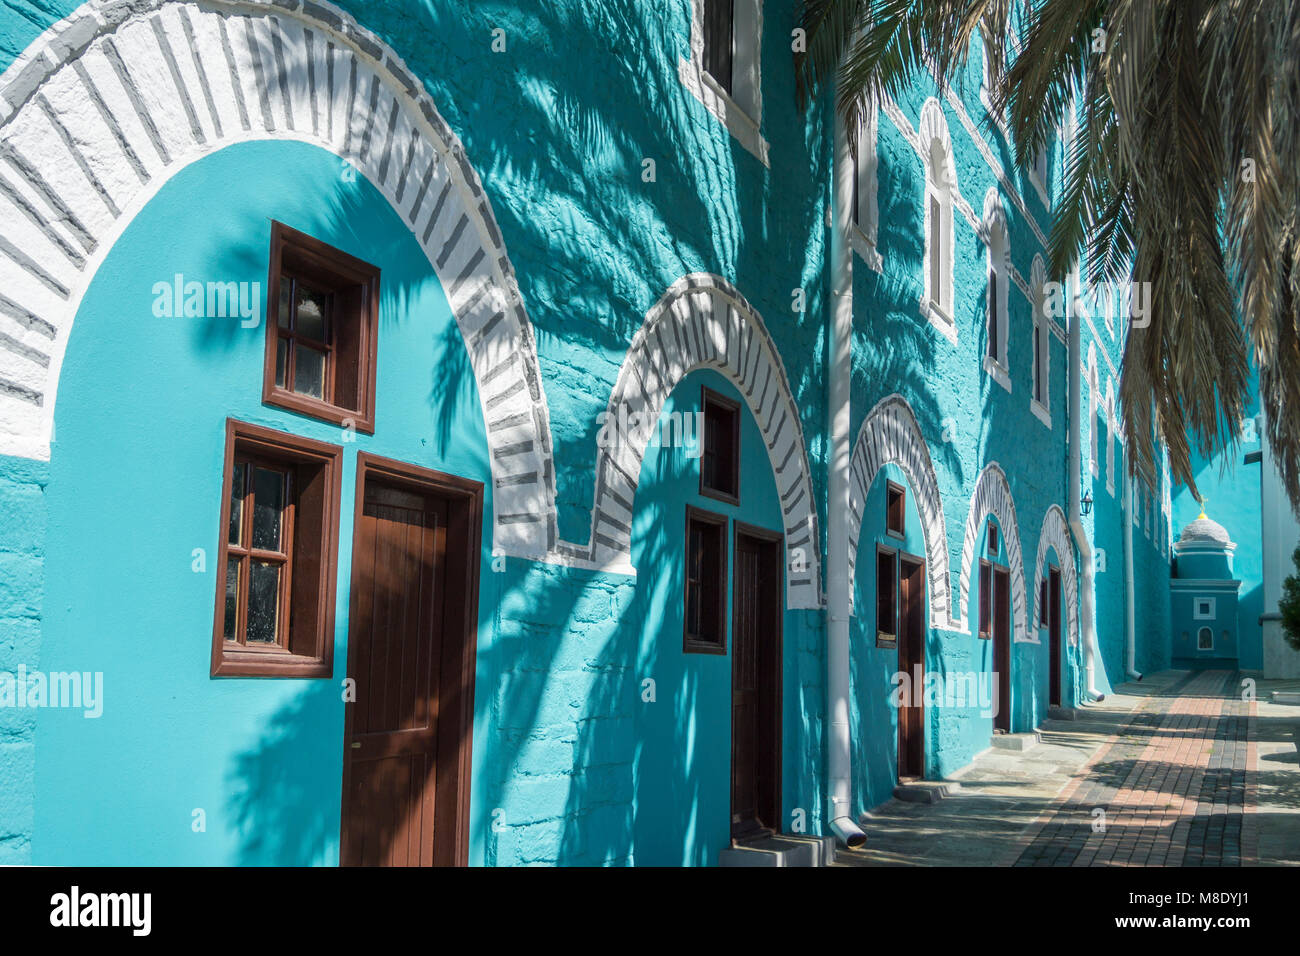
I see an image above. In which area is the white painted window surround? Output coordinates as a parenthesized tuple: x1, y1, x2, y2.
(919, 99, 957, 344)
(1030, 256, 1050, 426)
(982, 189, 1010, 393)
(678, 0, 769, 166)
(850, 102, 882, 272)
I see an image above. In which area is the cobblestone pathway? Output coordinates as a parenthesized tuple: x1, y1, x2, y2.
(1007, 670, 1255, 866)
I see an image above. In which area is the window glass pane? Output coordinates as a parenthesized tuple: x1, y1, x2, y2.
(294, 345, 326, 400)
(702, 0, 734, 94)
(275, 337, 288, 389)
(295, 286, 329, 342)
(224, 557, 240, 641)
(252, 467, 285, 551)
(277, 277, 292, 329)
(687, 524, 702, 634)
(247, 561, 281, 644)
(228, 463, 245, 546)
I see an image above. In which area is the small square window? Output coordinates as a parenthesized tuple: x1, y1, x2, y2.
(212, 419, 343, 677)
(988, 522, 1000, 557)
(700, 386, 740, 503)
(1194, 597, 1215, 620)
(264, 222, 380, 433)
(684, 506, 728, 653)
(876, 546, 898, 647)
(886, 481, 905, 538)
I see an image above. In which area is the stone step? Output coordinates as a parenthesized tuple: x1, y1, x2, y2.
(990, 731, 1041, 752)
(1047, 705, 1077, 721)
(892, 779, 958, 804)
(1272, 691, 1300, 705)
(718, 833, 838, 867)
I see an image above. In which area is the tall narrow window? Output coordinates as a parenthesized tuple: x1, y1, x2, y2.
(213, 420, 343, 677)
(987, 270, 1000, 359)
(1033, 320, 1044, 402)
(1039, 577, 1049, 628)
(264, 222, 380, 433)
(700, 387, 740, 503)
(920, 101, 956, 329)
(978, 558, 992, 638)
(929, 194, 943, 307)
(684, 507, 728, 653)
(701, 0, 734, 95)
(988, 522, 1000, 557)
(886, 481, 906, 538)
(1197, 627, 1213, 651)
(877, 547, 898, 647)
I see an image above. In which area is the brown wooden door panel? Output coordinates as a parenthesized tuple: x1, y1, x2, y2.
(993, 567, 1011, 733)
(341, 456, 480, 868)
(1048, 568, 1062, 707)
(897, 556, 925, 779)
(730, 526, 782, 839)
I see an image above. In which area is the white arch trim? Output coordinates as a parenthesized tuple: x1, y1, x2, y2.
(1033, 504, 1078, 645)
(0, 0, 557, 558)
(957, 462, 1031, 642)
(918, 97, 958, 192)
(562, 274, 823, 606)
(846, 394, 954, 630)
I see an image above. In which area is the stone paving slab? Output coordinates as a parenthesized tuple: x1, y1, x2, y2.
(834, 669, 1300, 867)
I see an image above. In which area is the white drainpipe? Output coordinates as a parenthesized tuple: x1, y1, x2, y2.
(1122, 473, 1142, 680)
(1067, 290, 1105, 701)
(826, 111, 866, 849)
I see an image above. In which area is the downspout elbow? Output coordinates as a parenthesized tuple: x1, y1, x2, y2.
(829, 815, 867, 849)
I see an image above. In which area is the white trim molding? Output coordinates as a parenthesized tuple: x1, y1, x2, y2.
(958, 463, 1031, 642)
(919, 98, 956, 339)
(569, 272, 823, 607)
(846, 393, 956, 630)
(0, 0, 559, 559)
(1033, 504, 1080, 645)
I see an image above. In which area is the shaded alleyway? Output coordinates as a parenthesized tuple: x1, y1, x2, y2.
(836, 670, 1300, 866)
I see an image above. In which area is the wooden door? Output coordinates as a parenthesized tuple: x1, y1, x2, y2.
(897, 556, 925, 779)
(1048, 567, 1062, 707)
(730, 524, 782, 839)
(341, 455, 480, 867)
(993, 567, 1011, 733)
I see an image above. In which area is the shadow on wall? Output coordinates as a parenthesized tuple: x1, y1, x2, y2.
(226, 682, 342, 866)
(196, 0, 829, 865)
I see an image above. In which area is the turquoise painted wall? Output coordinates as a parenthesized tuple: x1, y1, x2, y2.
(0, 454, 45, 863)
(0, 0, 1179, 864)
(32, 140, 496, 864)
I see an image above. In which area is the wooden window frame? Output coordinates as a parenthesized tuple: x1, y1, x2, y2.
(699, 386, 741, 505)
(885, 480, 906, 540)
(876, 543, 898, 648)
(684, 505, 729, 654)
(211, 419, 343, 678)
(263, 221, 380, 434)
(987, 521, 1000, 558)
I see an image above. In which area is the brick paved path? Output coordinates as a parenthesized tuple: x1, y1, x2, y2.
(1008, 670, 1256, 866)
